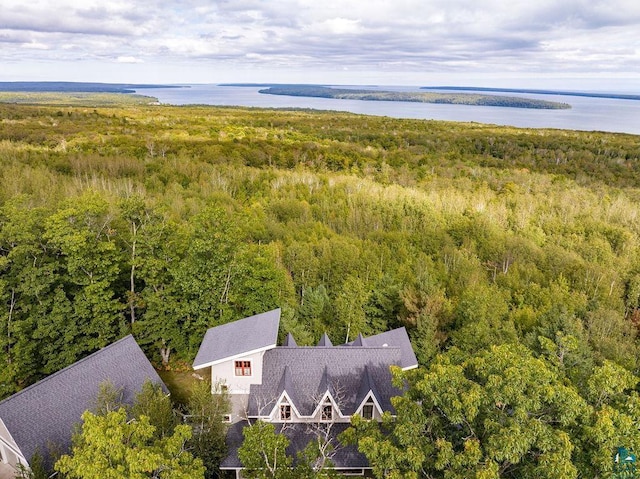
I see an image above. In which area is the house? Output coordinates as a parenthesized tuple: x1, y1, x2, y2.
(0, 335, 166, 478)
(192, 308, 418, 477)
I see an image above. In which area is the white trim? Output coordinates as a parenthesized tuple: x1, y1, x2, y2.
(0, 418, 26, 465)
(401, 363, 419, 371)
(255, 390, 355, 422)
(193, 344, 276, 370)
(267, 390, 304, 422)
(0, 438, 23, 461)
(355, 391, 383, 418)
(233, 359, 254, 378)
(310, 391, 346, 420)
(333, 468, 366, 476)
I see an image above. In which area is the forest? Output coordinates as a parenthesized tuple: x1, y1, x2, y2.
(1, 100, 640, 478)
(258, 85, 571, 109)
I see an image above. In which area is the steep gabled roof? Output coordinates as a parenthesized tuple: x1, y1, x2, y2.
(193, 308, 281, 369)
(317, 333, 333, 347)
(316, 365, 337, 401)
(354, 363, 382, 411)
(0, 335, 165, 468)
(282, 333, 298, 347)
(247, 347, 401, 417)
(355, 327, 418, 370)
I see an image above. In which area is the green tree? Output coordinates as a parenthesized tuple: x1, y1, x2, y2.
(229, 242, 296, 318)
(117, 195, 160, 326)
(578, 361, 640, 478)
(334, 275, 370, 342)
(346, 344, 590, 479)
(43, 193, 124, 356)
(55, 408, 204, 479)
(0, 197, 56, 393)
(238, 421, 292, 479)
(185, 381, 230, 479)
(132, 380, 177, 439)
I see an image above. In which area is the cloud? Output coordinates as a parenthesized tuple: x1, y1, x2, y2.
(0, 0, 638, 81)
(116, 56, 143, 63)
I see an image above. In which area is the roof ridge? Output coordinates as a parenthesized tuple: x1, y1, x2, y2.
(283, 332, 298, 347)
(317, 332, 333, 347)
(0, 335, 136, 406)
(273, 345, 400, 350)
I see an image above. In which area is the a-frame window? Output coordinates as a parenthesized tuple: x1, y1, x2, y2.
(321, 398, 333, 421)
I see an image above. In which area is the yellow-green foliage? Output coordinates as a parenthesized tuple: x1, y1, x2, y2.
(2, 102, 640, 477)
(0, 92, 159, 106)
(0, 102, 638, 379)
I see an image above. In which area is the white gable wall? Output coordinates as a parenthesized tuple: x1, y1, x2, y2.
(211, 350, 266, 394)
(0, 417, 26, 472)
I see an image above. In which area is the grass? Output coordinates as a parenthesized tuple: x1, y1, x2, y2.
(157, 369, 200, 406)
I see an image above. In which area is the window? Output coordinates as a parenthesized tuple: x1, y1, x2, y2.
(280, 404, 292, 421)
(362, 398, 375, 420)
(322, 404, 333, 421)
(234, 360, 251, 376)
(362, 404, 374, 420)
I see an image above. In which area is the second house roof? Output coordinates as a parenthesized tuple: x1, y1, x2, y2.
(193, 308, 281, 369)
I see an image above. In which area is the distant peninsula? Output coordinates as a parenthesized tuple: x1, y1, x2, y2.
(257, 85, 571, 110)
(0, 82, 183, 94)
(421, 86, 640, 101)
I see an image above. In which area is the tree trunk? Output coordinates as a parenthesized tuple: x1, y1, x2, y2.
(160, 341, 171, 367)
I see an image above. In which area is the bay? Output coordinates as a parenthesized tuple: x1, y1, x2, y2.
(139, 84, 640, 135)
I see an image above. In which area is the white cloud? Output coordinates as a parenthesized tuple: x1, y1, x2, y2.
(21, 40, 49, 50)
(116, 56, 143, 63)
(0, 0, 638, 83)
(311, 18, 364, 35)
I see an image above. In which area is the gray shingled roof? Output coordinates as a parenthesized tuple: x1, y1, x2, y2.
(355, 364, 382, 410)
(351, 327, 418, 369)
(247, 347, 402, 417)
(317, 333, 333, 347)
(221, 421, 369, 469)
(0, 335, 165, 469)
(282, 333, 297, 347)
(193, 309, 281, 369)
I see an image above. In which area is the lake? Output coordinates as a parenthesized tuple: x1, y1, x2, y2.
(138, 84, 640, 135)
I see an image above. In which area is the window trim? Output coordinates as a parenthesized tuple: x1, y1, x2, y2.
(361, 403, 374, 420)
(321, 403, 333, 421)
(280, 404, 292, 421)
(234, 360, 252, 376)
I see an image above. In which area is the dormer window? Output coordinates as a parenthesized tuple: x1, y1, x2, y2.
(321, 398, 333, 421)
(322, 405, 333, 421)
(234, 360, 251, 376)
(280, 404, 292, 420)
(362, 398, 375, 420)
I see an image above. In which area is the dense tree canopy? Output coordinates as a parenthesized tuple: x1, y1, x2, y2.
(55, 408, 204, 479)
(1, 102, 640, 475)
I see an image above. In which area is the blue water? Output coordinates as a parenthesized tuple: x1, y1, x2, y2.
(139, 84, 640, 135)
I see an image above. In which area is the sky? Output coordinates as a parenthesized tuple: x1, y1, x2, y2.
(1, 0, 639, 90)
